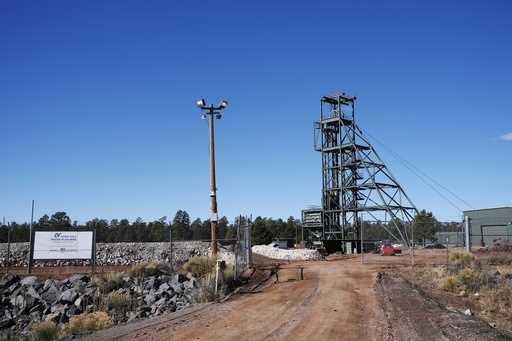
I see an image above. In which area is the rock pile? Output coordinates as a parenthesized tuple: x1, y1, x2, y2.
(252, 245, 322, 261)
(0, 241, 219, 267)
(0, 270, 200, 338)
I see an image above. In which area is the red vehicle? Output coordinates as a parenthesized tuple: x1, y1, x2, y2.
(380, 240, 396, 256)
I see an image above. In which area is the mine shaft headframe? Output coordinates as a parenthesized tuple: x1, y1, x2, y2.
(313, 91, 418, 247)
(321, 92, 356, 104)
(320, 92, 357, 124)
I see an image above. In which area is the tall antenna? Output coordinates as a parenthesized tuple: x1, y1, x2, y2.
(310, 92, 418, 250)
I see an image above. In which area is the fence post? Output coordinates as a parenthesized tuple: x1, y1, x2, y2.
(92, 229, 97, 275)
(234, 218, 240, 281)
(246, 222, 253, 266)
(214, 260, 220, 297)
(7, 222, 11, 272)
(169, 226, 173, 270)
(464, 216, 471, 252)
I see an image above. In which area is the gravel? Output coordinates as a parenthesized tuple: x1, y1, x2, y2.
(0, 242, 235, 267)
(251, 245, 322, 261)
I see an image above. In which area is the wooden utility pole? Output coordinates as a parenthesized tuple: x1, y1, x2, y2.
(196, 99, 228, 258)
(27, 200, 34, 274)
(208, 110, 218, 257)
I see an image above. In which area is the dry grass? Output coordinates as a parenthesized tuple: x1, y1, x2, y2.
(108, 290, 132, 322)
(183, 256, 217, 277)
(414, 251, 512, 334)
(109, 290, 131, 310)
(448, 252, 474, 272)
(455, 268, 483, 292)
(193, 275, 216, 303)
(127, 261, 172, 278)
(63, 311, 113, 335)
(223, 266, 236, 291)
(480, 283, 512, 331)
(31, 321, 59, 341)
(488, 253, 512, 265)
(497, 265, 512, 275)
(94, 272, 124, 294)
(439, 276, 458, 292)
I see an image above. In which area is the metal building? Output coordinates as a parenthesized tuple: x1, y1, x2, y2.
(305, 92, 418, 252)
(435, 231, 464, 246)
(464, 207, 512, 247)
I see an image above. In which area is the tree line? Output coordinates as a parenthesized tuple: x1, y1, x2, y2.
(0, 210, 303, 245)
(0, 209, 445, 245)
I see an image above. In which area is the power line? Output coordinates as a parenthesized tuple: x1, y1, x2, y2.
(361, 129, 471, 213)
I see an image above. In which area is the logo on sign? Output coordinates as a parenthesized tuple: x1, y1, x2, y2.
(51, 232, 77, 241)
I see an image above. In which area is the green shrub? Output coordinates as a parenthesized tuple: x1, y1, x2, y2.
(31, 321, 59, 341)
(64, 311, 112, 335)
(456, 268, 482, 292)
(448, 252, 474, 272)
(183, 256, 217, 277)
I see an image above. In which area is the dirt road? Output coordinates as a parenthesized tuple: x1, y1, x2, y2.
(87, 251, 507, 341)
(122, 257, 386, 341)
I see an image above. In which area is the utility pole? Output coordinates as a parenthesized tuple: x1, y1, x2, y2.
(27, 200, 34, 274)
(196, 99, 228, 257)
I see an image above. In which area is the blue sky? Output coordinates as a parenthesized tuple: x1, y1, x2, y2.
(2, 0, 511, 224)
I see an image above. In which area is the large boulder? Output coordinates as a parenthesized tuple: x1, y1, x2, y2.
(41, 284, 61, 304)
(20, 276, 39, 288)
(59, 289, 78, 304)
(0, 274, 19, 289)
(143, 292, 157, 306)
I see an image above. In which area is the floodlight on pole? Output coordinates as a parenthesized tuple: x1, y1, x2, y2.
(196, 98, 206, 108)
(196, 98, 229, 257)
(219, 100, 228, 109)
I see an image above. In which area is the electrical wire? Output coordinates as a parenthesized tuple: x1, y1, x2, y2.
(361, 129, 472, 213)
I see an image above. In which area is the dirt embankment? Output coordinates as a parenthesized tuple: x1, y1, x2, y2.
(376, 272, 509, 341)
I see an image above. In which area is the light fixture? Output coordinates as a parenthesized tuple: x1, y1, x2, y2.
(216, 113, 222, 119)
(196, 98, 206, 108)
(218, 100, 228, 109)
(201, 114, 207, 119)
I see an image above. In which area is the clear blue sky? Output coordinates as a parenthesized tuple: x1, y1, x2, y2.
(2, 0, 511, 224)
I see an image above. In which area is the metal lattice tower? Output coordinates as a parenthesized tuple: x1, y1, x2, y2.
(311, 92, 418, 246)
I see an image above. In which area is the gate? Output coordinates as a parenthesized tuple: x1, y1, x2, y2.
(234, 220, 252, 280)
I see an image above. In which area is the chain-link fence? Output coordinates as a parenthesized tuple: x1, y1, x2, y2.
(234, 222, 252, 280)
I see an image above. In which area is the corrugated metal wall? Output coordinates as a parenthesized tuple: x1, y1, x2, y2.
(464, 207, 512, 247)
(435, 232, 464, 245)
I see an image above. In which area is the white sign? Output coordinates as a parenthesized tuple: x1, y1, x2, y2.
(33, 231, 94, 260)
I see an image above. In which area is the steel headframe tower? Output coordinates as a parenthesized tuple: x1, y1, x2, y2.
(312, 92, 418, 247)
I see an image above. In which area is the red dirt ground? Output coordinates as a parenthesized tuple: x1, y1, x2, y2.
(82, 249, 509, 341)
